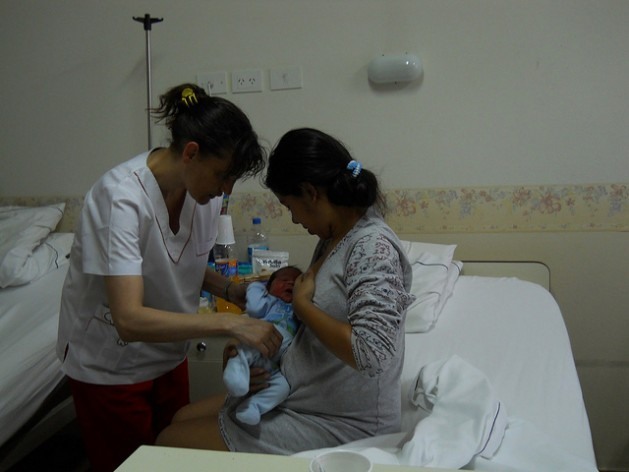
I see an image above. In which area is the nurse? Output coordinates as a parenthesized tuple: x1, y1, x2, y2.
(56, 83, 281, 472)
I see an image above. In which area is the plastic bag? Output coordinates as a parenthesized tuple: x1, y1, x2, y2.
(252, 249, 289, 275)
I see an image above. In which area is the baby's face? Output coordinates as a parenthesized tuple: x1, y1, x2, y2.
(268, 268, 301, 303)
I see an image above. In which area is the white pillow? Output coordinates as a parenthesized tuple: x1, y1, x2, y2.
(399, 240, 460, 333)
(18, 232, 74, 285)
(0, 203, 66, 288)
(434, 260, 464, 316)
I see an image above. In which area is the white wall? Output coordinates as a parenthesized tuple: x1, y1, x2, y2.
(1, 0, 628, 196)
(1, 1, 628, 469)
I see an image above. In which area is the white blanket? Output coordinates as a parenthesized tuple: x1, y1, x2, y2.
(401, 355, 507, 467)
(295, 356, 505, 468)
(295, 356, 597, 471)
(469, 418, 598, 472)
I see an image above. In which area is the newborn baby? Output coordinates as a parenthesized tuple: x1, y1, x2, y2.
(222, 265, 302, 425)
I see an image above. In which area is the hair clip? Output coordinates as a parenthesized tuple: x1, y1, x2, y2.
(346, 160, 362, 178)
(181, 87, 198, 107)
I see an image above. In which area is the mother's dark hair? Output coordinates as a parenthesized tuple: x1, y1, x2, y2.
(265, 128, 385, 213)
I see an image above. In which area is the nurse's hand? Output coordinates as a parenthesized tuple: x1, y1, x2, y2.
(230, 317, 283, 358)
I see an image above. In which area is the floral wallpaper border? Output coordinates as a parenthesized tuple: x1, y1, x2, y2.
(2, 183, 627, 235)
(230, 183, 628, 235)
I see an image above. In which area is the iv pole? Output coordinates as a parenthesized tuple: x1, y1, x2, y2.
(133, 13, 163, 150)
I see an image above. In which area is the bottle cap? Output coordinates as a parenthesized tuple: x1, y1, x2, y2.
(216, 214, 236, 244)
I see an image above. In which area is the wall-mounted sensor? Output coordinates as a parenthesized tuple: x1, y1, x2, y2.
(367, 53, 422, 84)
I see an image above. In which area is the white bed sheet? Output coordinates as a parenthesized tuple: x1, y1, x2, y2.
(296, 275, 596, 471)
(0, 263, 69, 446)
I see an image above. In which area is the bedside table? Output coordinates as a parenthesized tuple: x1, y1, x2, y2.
(187, 335, 230, 401)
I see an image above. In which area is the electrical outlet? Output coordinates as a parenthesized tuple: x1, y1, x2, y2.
(232, 69, 263, 93)
(197, 71, 227, 95)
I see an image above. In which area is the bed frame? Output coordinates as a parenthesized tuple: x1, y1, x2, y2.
(0, 381, 75, 471)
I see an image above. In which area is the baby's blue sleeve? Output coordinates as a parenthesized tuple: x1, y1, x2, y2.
(246, 282, 275, 320)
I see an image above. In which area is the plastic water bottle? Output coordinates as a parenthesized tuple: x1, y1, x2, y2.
(198, 295, 212, 314)
(247, 217, 269, 264)
(214, 215, 241, 314)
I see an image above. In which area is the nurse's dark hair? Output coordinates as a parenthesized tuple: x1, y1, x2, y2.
(151, 83, 266, 180)
(265, 128, 385, 214)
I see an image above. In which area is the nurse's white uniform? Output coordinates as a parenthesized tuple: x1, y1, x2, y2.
(57, 151, 222, 385)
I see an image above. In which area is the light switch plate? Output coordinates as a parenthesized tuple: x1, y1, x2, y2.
(197, 71, 228, 95)
(270, 66, 303, 90)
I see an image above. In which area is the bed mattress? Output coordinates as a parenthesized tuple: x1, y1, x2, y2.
(0, 263, 69, 446)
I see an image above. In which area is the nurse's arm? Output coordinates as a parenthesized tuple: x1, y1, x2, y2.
(201, 267, 247, 309)
(104, 275, 281, 357)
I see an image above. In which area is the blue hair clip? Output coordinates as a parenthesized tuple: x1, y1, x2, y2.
(346, 160, 362, 178)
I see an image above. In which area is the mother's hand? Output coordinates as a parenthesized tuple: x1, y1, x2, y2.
(222, 342, 271, 393)
(292, 270, 315, 319)
(293, 269, 315, 300)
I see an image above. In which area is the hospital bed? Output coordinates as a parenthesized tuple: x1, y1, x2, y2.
(183, 239, 597, 472)
(0, 204, 75, 471)
(290, 240, 597, 471)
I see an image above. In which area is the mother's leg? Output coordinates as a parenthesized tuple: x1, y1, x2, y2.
(171, 393, 225, 423)
(155, 394, 229, 451)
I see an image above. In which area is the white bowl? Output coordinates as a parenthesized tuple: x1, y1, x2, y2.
(309, 450, 373, 472)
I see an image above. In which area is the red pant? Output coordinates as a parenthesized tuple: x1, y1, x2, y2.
(69, 359, 189, 472)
